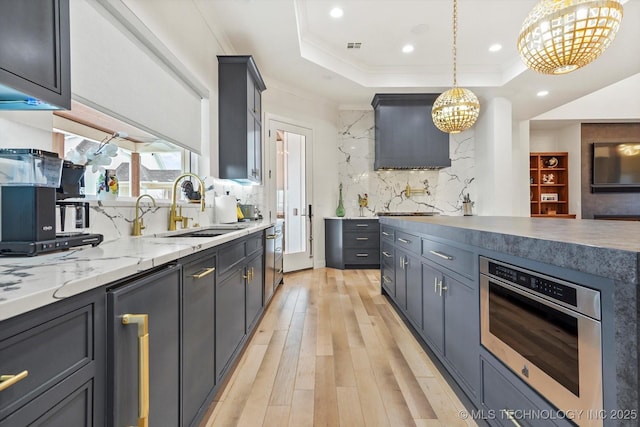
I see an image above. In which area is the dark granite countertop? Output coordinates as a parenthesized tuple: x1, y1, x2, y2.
(379, 216, 640, 284)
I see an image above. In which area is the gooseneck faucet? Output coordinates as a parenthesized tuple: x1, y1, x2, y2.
(169, 173, 206, 231)
(132, 194, 157, 236)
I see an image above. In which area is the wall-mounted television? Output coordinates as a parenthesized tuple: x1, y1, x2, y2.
(592, 142, 640, 192)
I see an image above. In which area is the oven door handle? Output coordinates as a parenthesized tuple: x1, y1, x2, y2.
(481, 274, 600, 321)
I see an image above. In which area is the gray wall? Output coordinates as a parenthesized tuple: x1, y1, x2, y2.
(581, 123, 640, 219)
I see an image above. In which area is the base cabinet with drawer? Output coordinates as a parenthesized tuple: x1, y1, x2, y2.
(325, 218, 380, 269)
(380, 225, 480, 403)
(0, 289, 104, 426)
(216, 231, 265, 382)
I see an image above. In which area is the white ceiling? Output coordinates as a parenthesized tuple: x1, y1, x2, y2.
(196, 0, 640, 121)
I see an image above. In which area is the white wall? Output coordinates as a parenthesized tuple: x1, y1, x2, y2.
(0, 112, 53, 150)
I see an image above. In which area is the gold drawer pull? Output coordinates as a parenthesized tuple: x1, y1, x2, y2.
(0, 370, 28, 391)
(192, 267, 215, 279)
(266, 234, 277, 239)
(122, 314, 149, 427)
(429, 250, 454, 260)
(356, 253, 369, 257)
(356, 237, 369, 241)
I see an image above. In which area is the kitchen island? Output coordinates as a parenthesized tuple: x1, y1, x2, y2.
(380, 215, 639, 427)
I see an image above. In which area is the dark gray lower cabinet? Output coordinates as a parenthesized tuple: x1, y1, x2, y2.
(0, 288, 103, 426)
(107, 264, 181, 427)
(246, 251, 264, 332)
(421, 263, 445, 354)
(182, 252, 216, 427)
(395, 249, 421, 329)
(216, 265, 246, 381)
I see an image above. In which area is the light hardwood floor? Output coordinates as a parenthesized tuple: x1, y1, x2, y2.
(201, 268, 478, 427)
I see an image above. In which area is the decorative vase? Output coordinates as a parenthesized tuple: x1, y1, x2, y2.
(335, 184, 346, 217)
(97, 169, 119, 200)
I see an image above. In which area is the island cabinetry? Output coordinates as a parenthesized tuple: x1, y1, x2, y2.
(0, 288, 104, 426)
(380, 241, 395, 296)
(216, 231, 265, 382)
(107, 264, 181, 427)
(420, 237, 479, 399)
(325, 218, 380, 269)
(182, 250, 216, 427)
(218, 55, 266, 183)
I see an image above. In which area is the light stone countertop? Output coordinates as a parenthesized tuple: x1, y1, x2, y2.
(0, 221, 272, 322)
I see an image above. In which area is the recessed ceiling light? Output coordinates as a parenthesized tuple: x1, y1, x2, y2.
(402, 44, 414, 53)
(537, 90, 549, 97)
(330, 7, 343, 18)
(489, 44, 502, 52)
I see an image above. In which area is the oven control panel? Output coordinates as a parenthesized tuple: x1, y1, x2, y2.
(487, 261, 577, 307)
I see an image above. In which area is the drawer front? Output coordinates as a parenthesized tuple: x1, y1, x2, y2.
(482, 359, 552, 427)
(343, 231, 380, 249)
(381, 265, 395, 296)
(343, 248, 380, 265)
(343, 219, 379, 232)
(0, 305, 93, 418)
(395, 231, 420, 254)
(380, 241, 394, 268)
(218, 240, 245, 278)
(421, 238, 473, 279)
(245, 232, 264, 257)
(380, 225, 395, 242)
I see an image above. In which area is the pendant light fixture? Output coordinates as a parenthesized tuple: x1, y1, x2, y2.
(518, 0, 624, 75)
(432, 0, 480, 134)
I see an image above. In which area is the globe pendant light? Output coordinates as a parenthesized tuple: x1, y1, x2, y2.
(432, 0, 480, 134)
(518, 0, 624, 75)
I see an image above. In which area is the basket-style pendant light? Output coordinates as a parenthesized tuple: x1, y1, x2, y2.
(432, 0, 480, 134)
(518, 0, 624, 75)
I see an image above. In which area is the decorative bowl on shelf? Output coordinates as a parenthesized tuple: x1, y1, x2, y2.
(544, 157, 558, 168)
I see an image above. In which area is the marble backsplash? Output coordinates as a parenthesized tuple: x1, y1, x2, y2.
(337, 110, 476, 217)
(80, 177, 264, 242)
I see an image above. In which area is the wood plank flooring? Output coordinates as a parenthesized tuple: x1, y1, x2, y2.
(201, 268, 478, 427)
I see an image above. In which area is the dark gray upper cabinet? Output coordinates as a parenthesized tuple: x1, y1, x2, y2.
(371, 94, 450, 170)
(218, 55, 266, 183)
(0, 0, 71, 110)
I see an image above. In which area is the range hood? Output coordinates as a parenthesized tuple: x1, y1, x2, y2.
(372, 94, 451, 170)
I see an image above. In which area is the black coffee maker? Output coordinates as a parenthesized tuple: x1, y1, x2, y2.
(0, 149, 102, 256)
(57, 160, 86, 199)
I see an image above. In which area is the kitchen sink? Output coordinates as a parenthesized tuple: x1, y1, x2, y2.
(154, 224, 251, 238)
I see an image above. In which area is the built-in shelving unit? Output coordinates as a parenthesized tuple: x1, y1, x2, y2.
(529, 152, 575, 218)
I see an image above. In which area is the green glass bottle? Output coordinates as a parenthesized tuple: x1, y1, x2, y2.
(336, 183, 346, 217)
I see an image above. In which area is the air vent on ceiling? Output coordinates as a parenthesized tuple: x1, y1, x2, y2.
(346, 42, 362, 49)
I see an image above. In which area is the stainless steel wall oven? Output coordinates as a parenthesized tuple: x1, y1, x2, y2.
(480, 257, 603, 427)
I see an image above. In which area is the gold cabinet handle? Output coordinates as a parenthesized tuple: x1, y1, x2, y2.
(266, 234, 277, 239)
(191, 267, 215, 279)
(356, 237, 369, 241)
(0, 370, 28, 391)
(122, 314, 149, 427)
(250, 267, 255, 282)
